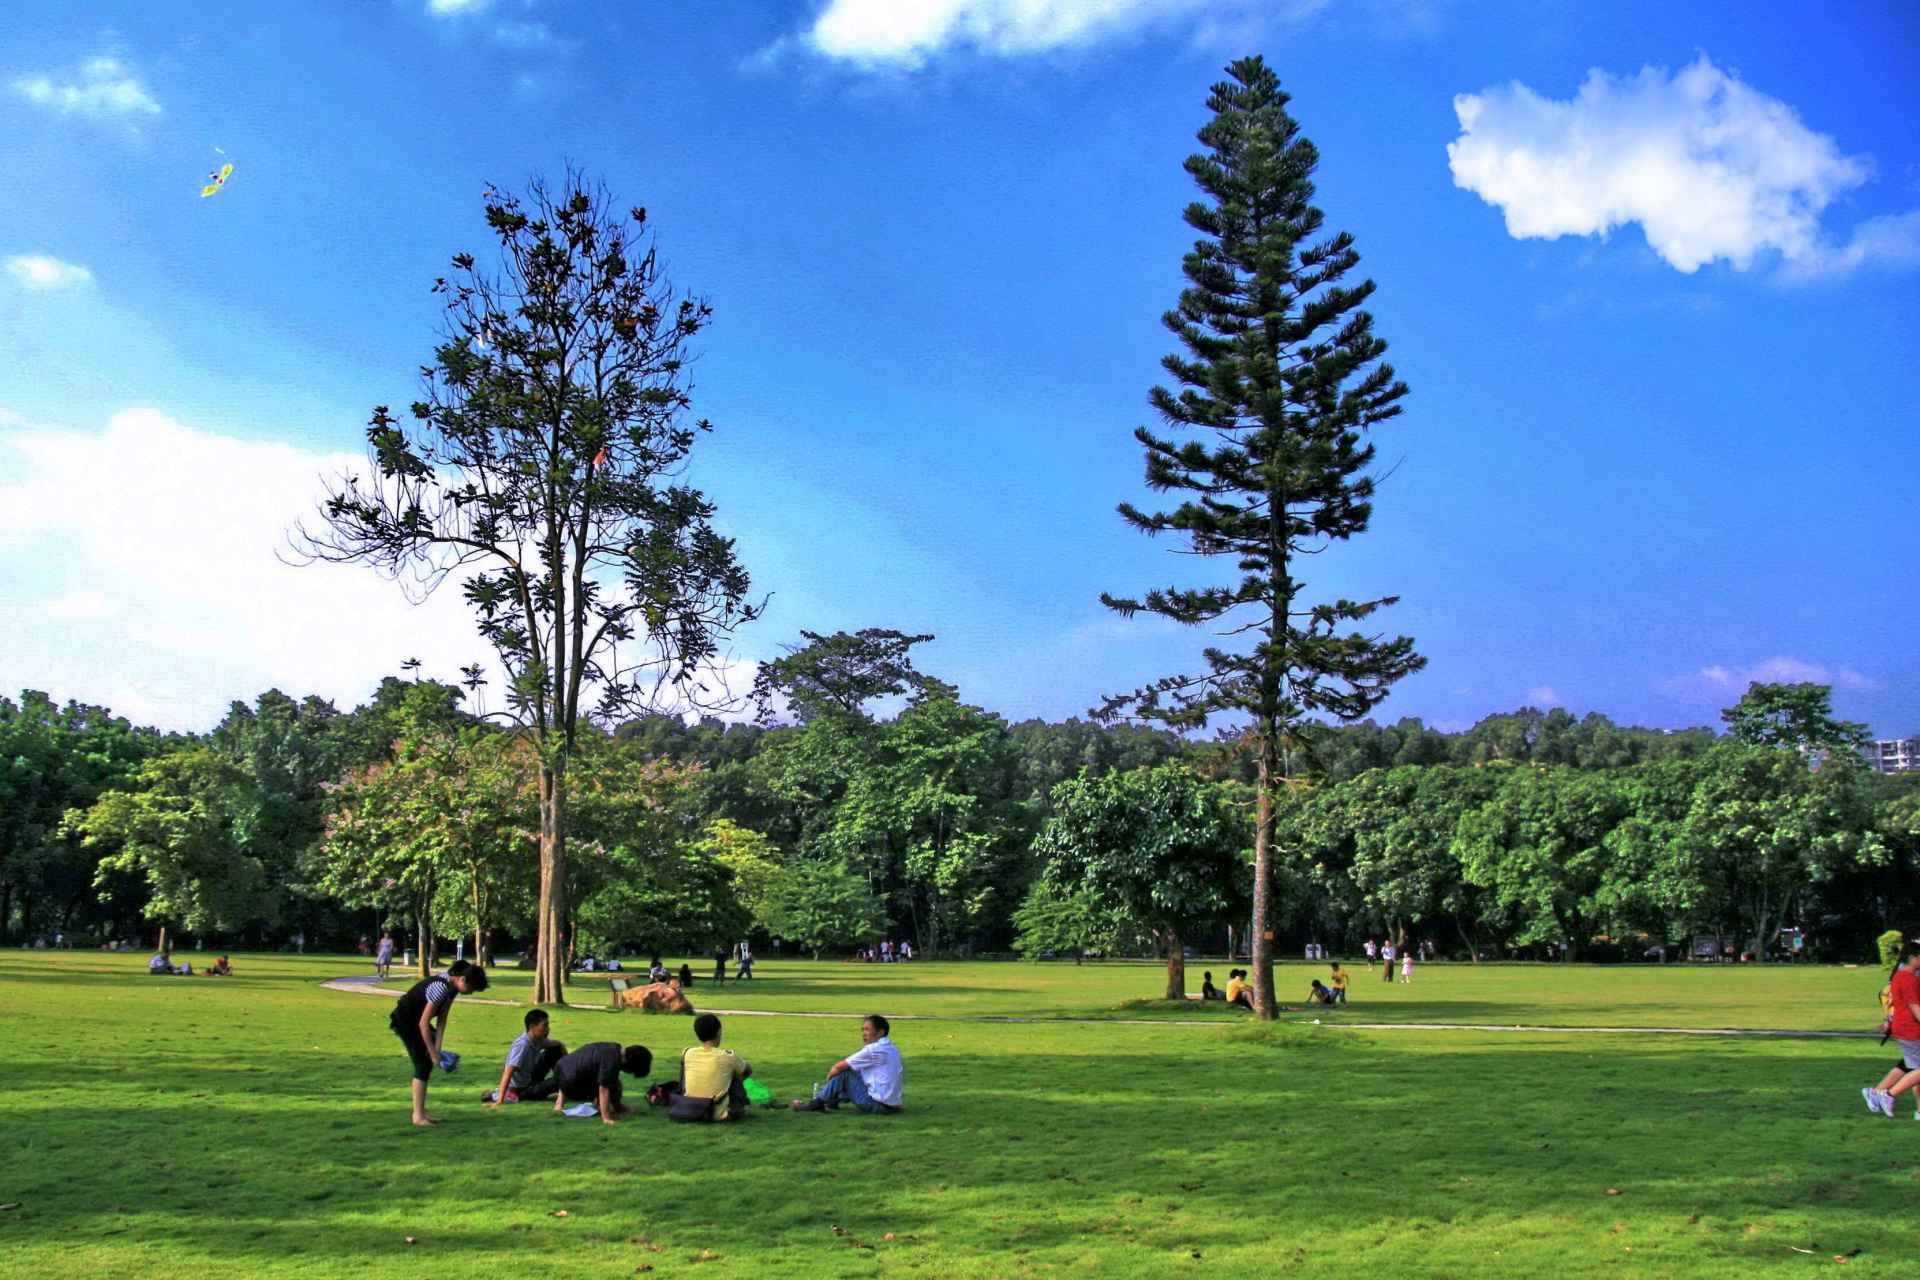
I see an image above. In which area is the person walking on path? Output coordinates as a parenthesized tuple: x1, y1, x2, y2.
(1401, 951, 1414, 984)
(1381, 938, 1397, 983)
(375, 932, 394, 980)
(1864, 941, 1920, 1118)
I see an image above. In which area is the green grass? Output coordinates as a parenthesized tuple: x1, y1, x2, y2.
(0, 951, 1913, 1278)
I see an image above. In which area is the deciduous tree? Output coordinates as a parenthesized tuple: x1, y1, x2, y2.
(296, 173, 758, 1001)
(1032, 763, 1249, 999)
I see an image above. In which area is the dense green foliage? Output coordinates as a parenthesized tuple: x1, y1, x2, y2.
(6, 672, 1914, 963)
(1029, 764, 1250, 996)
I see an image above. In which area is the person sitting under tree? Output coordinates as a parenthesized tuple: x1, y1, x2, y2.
(790, 1014, 904, 1115)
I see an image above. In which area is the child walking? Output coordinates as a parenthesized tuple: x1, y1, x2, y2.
(390, 958, 488, 1126)
(1400, 951, 1414, 984)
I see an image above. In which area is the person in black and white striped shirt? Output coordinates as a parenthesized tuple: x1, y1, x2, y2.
(389, 959, 488, 1126)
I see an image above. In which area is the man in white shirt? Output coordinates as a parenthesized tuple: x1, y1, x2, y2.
(790, 1014, 904, 1114)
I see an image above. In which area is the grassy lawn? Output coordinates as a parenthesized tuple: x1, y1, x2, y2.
(0, 952, 1913, 1278)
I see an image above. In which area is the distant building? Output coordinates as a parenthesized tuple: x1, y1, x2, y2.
(1861, 736, 1920, 774)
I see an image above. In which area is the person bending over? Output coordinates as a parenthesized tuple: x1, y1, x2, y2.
(538, 1042, 653, 1126)
(791, 1014, 904, 1115)
(485, 1008, 566, 1105)
(207, 955, 233, 977)
(679, 1013, 753, 1121)
(389, 959, 488, 1127)
(1306, 978, 1338, 1007)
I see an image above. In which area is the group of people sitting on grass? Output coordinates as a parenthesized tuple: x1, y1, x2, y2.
(389, 959, 903, 1127)
(147, 946, 232, 977)
(1199, 961, 1350, 1011)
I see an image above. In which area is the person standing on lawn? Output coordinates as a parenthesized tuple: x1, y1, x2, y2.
(713, 946, 728, 986)
(1864, 941, 1920, 1118)
(375, 931, 394, 980)
(390, 958, 488, 1127)
(790, 1014, 904, 1114)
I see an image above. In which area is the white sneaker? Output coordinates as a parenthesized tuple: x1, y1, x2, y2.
(1875, 1090, 1895, 1117)
(1863, 1087, 1881, 1114)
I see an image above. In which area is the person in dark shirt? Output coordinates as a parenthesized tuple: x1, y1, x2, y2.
(535, 1042, 653, 1126)
(678, 962, 696, 988)
(389, 958, 488, 1127)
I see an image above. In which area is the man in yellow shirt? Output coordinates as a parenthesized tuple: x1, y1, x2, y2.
(679, 1013, 752, 1121)
(1329, 962, 1349, 1005)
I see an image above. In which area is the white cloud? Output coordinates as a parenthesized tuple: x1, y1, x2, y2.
(1448, 55, 1876, 274)
(1523, 685, 1561, 707)
(10, 56, 160, 119)
(1666, 656, 1879, 699)
(1777, 209, 1920, 282)
(426, 0, 491, 15)
(4, 255, 94, 291)
(0, 408, 764, 732)
(785, 0, 1286, 69)
(0, 409, 498, 731)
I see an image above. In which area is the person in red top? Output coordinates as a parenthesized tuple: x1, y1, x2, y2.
(1863, 940, 1920, 1118)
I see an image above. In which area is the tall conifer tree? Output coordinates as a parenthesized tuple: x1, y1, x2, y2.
(1099, 57, 1424, 1018)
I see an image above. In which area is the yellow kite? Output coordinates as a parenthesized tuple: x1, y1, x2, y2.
(200, 163, 234, 198)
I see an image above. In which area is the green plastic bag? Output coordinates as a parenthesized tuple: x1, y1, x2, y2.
(742, 1076, 773, 1106)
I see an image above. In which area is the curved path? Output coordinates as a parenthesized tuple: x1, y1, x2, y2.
(323, 975, 1872, 1039)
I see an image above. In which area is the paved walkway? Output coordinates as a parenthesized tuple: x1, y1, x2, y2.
(322, 976, 1872, 1039)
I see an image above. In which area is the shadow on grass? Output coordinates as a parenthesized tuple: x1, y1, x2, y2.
(4, 1026, 1916, 1277)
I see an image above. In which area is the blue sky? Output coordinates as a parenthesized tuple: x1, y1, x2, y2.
(0, 0, 1914, 738)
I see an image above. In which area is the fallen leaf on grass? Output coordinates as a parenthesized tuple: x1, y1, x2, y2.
(693, 1249, 720, 1262)
(830, 1226, 846, 1237)
(883, 1233, 896, 1242)
(1789, 1247, 1817, 1255)
(1605, 1189, 1622, 1196)
(404, 1237, 416, 1246)
(636, 1266, 653, 1274)
(550, 1210, 570, 1218)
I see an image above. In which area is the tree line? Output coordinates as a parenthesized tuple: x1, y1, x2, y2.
(5, 664, 1911, 970)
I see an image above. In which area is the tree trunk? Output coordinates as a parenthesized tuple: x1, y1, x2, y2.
(1251, 725, 1279, 1020)
(1163, 928, 1186, 1001)
(155, 923, 166, 954)
(416, 914, 430, 978)
(0, 883, 12, 943)
(534, 762, 569, 1005)
(1454, 916, 1480, 963)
